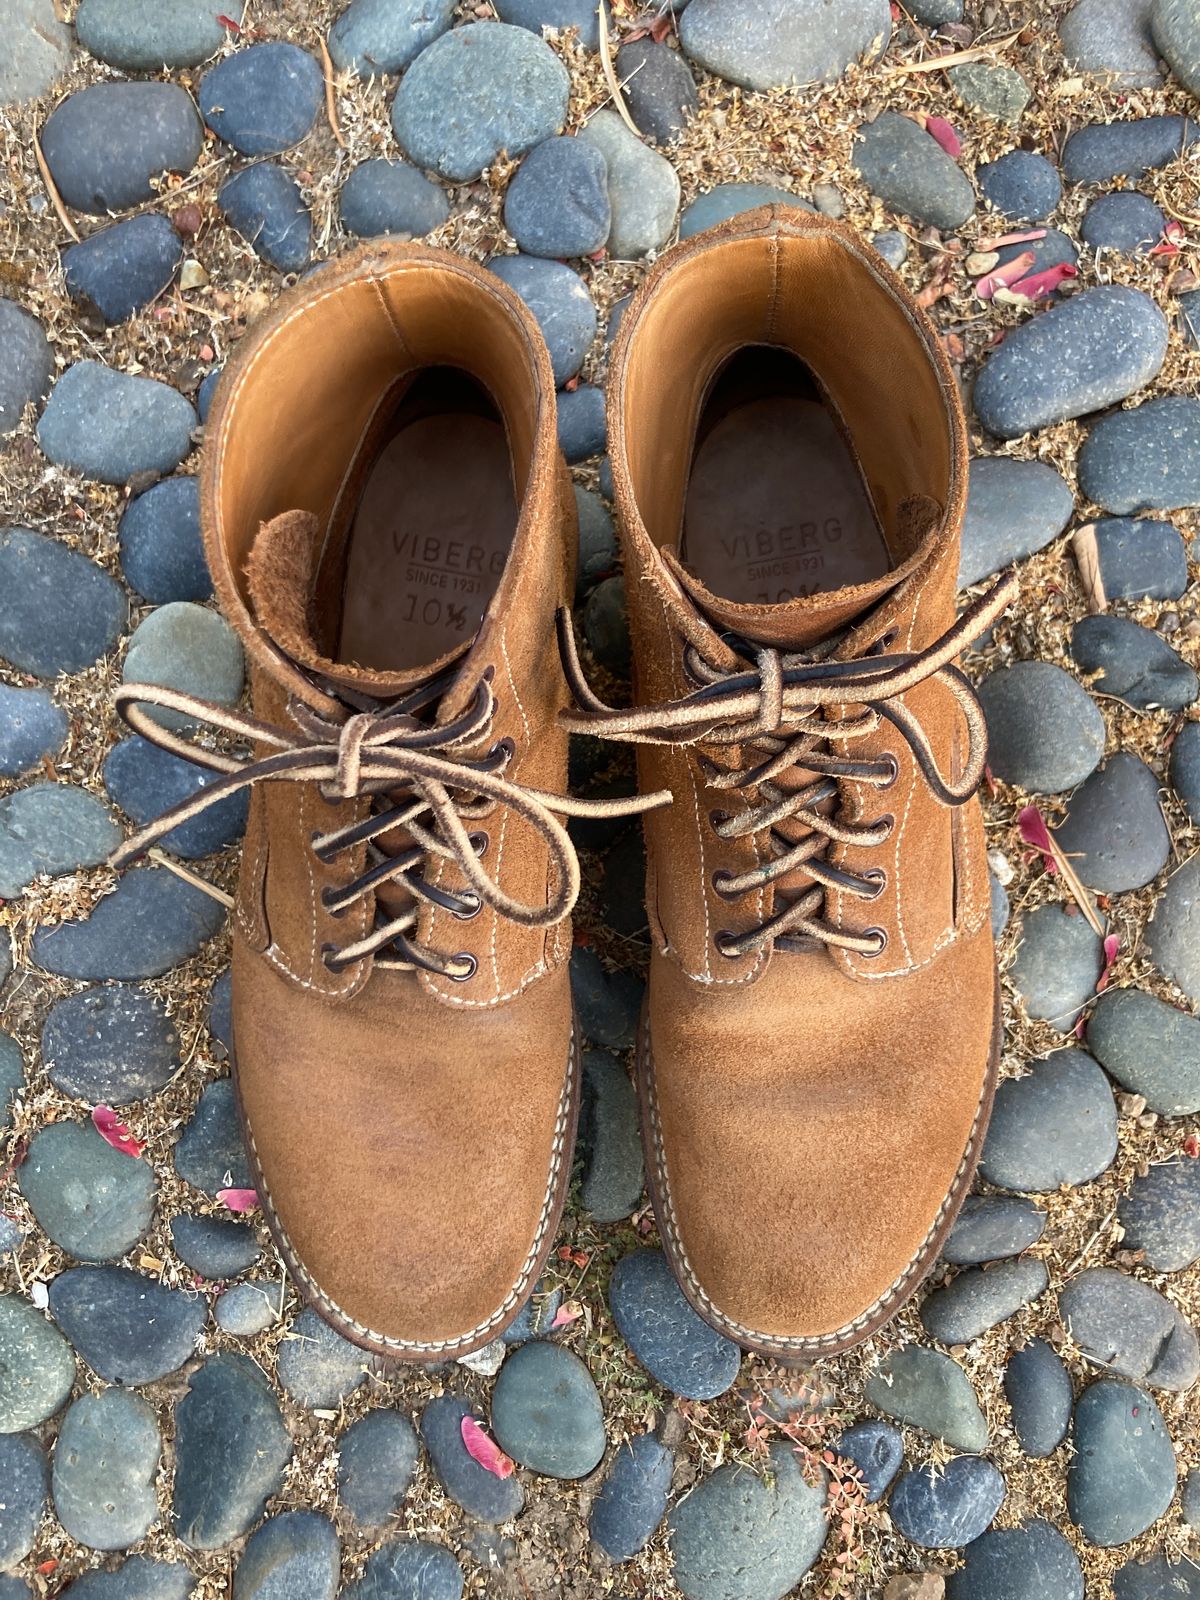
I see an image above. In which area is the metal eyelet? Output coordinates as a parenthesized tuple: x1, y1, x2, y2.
(711, 869, 734, 899)
(862, 927, 889, 957)
(709, 808, 729, 832)
(470, 831, 489, 858)
(872, 812, 895, 839)
(488, 737, 516, 766)
(861, 868, 887, 900)
(452, 891, 482, 921)
(714, 930, 740, 958)
(877, 753, 899, 790)
(449, 952, 478, 982)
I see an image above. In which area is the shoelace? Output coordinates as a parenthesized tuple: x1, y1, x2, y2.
(559, 572, 1018, 959)
(111, 669, 669, 981)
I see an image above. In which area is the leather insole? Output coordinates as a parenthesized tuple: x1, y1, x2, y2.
(339, 382, 517, 673)
(682, 350, 890, 606)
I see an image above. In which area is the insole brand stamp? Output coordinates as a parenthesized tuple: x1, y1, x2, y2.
(721, 519, 844, 602)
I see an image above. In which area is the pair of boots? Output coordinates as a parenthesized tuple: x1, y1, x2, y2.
(116, 205, 1013, 1362)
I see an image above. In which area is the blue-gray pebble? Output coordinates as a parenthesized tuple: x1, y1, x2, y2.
(0, 300, 54, 434)
(589, 1434, 672, 1561)
(1082, 515, 1188, 602)
(1078, 394, 1200, 514)
(0, 1295, 75, 1432)
(890, 1456, 1005, 1549)
(172, 1354, 292, 1549)
(504, 136, 611, 259)
(0, 783, 121, 899)
(63, 215, 183, 325)
(39, 83, 204, 214)
(48, 1265, 205, 1383)
(1088, 986, 1200, 1115)
(946, 1520, 1084, 1600)
(834, 1419, 903, 1502)
(679, 182, 809, 238)
(1067, 1379, 1176, 1546)
(1009, 903, 1104, 1033)
(233, 1511, 339, 1600)
(494, 0, 608, 49)
(1070, 613, 1198, 711)
(1081, 189, 1166, 254)
(491, 1341, 606, 1479)
(18, 1121, 157, 1260)
(1062, 115, 1200, 183)
(420, 1395, 524, 1523)
(1005, 1337, 1074, 1457)
(1119, 1154, 1200, 1270)
(53, 1388, 161, 1550)
(339, 159, 449, 240)
(979, 1049, 1117, 1191)
(0, 528, 127, 677)
(200, 43, 323, 155)
(219, 163, 312, 274)
(343, 1540, 463, 1600)
(0, 686, 65, 778)
(0, 1433, 46, 1568)
(174, 1078, 252, 1194)
(609, 1248, 741, 1400)
(1054, 753, 1170, 893)
(338, 1409, 420, 1529)
(489, 255, 596, 385)
(32, 864, 227, 981)
(74, 0, 241, 69)
(42, 983, 179, 1106)
(38, 361, 197, 485)
(959, 456, 1074, 586)
(557, 384, 605, 463)
(277, 1307, 367, 1408)
(329, 0, 455, 75)
(943, 1194, 1046, 1265)
(978, 661, 1105, 794)
(170, 1213, 260, 1279)
(105, 735, 249, 861)
(977, 149, 1062, 221)
(853, 111, 975, 230)
(679, 0, 891, 89)
(119, 476, 211, 604)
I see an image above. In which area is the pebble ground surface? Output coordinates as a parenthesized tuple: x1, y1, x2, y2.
(1, 0, 1200, 1596)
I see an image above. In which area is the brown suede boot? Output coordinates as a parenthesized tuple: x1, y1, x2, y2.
(111, 243, 655, 1359)
(567, 206, 1016, 1358)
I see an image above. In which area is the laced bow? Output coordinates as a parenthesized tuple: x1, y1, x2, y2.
(559, 572, 1018, 959)
(111, 669, 668, 981)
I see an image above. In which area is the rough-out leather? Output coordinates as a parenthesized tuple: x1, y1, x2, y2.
(198, 243, 579, 1358)
(605, 207, 1003, 1357)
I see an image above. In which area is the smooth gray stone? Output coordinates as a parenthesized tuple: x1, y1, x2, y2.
(174, 1079, 251, 1195)
(1053, 753, 1171, 893)
(48, 1265, 206, 1383)
(105, 732, 248, 861)
(579, 109, 679, 258)
(0, 684, 65, 776)
(977, 149, 1062, 221)
(679, 0, 890, 89)
(170, 1213, 260, 1279)
(852, 111, 975, 230)
(609, 1248, 741, 1401)
(589, 1434, 672, 1561)
(0, 1433, 46, 1568)
(338, 1409, 420, 1529)
(277, 1308, 367, 1408)
(1088, 986, 1200, 1114)
(979, 1049, 1118, 1191)
(1067, 1379, 1176, 1546)
(616, 38, 698, 144)
(1062, 115, 1200, 183)
(973, 286, 1167, 439)
(0, 1036, 20, 1132)
(75, 0, 239, 68)
(491, 1342, 606, 1479)
(0, 784, 122, 899)
(199, 43, 323, 155)
(39, 82, 204, 214)
(864, 1346, 988, 1450)
(122, 602, 245, 733)
(947, 61, 1030, 122)
(1115, 1553, 1200, 1600)
(118, 476, 210, 605)
(921, 1257, 1049, 1343)
(342, 1540, 463, 1600)
(946, 1520, 1084, 1600)
(0, 0, 70, 105)
(889, 1456, 1005, 1550)
(172, 1354, 292, 1549)
(42, 983, 180, 1106)
(1060, 0, 1161, 84)
(18, 1120, 157, 1261)
(38, 361, 196, 485)
(667, 1440, 827, 1600)
(504, 136, 610, 259)
(679, 182, 810, 238)
(0, 299, 54, 432)
(32, 865, 227, 981)
(1070, 614, 1198, 710)
(994, 226, 1080, 283)
(959, 456, 1074, 586)
(557, 384, 605, 464)
(1172, 718, 1200, 821)
(0, 528, 127, 677)
(1004, 1339, 1074, 1458)
(1147, 854, 1200, 1001)
(340, 158, 450, 240)
(488, 255, 596, 386)
(63, 213, 183, 324)
(978, 661, 1105, 793)
(1060, 1266, 1199, 1389)
(943, 1195, 1046, 1265)
(53, 1389, 161, 1550)
(329, 0, 454, 75)
(579, 1050, 644, 1222)
(872, 229, 908, 268)
(420, 1395, 523, 1524)
(833, 1420, 902, 1502)
(493, 0, 609, 50)
(1083, 515, 1188, 601)
(1154, 0, 1200, 94)
(990, 872, 1010, 938)
(215, 1280, 278, 1337)
(1079, 394, 1200, 513)
(60, 1557, 195, 1599)
(0, 1294, 75, 1433)
(232, 1511, 339, 1600)
(1118, 1157, 1200, 1270)
(910, 0, 962, 18)
(218, 164, 312, 274)
(1080, 189, 1166, 254)
(1009, 905, 1104, 1033)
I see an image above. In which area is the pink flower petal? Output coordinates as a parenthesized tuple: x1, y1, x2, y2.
(976, 251, 1037, 300)
(1096, 933, 1121, 993)
(91, 1105, 145, 1158)
(217, 1187, 258, 1213)
(461, 1416, 515, 1478)
(550, 1300, 582, 1330)
(976, 228, 1047, 250)
(924, 115, 961, 157)
(1008, 262, 1078, 300)
(1017, 804, 1058, 874)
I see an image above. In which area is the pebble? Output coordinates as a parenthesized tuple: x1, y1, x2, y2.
(0, 300, 54, 433)
(58, 1558, 196, 1599)
(1070, 614, 1198, 710)
(973, 286, 1167, 440)
(833, 1420, 903, 1502)
(1081, 514, 1188, 602)
(219, 164, 312, 274)
(491, 1341, 606, 1479)
(583, 575, 629, 673)
(1065, 114, 1200, 184)
(1147, 854, 1200, 1001)
(214, 1280, 278, 1336)
(946, 1520, 1085, 1600)
(39, 361, 196, 485)
(170, 1213, 260, 1279)
(910, 0, 962, 17)
(1, 527, 128, 679)
(890, 1456, 1006, 1550)
(200, 44, 323, 155)
(0, 1294, 75, 1432)
(328, 0, 455, 75)
(0, 0, 69, 105)
(616, 39, 698, 143)
(1079, 393, 1200, 513)
(579, 110, 680, 258)
(502, 1278, 564, 1346)
(948, 62, 1030, 122)
(977, 150, 1062, 222)
(19, 1120, 156, 1261)
(337, 1409, 420, 1529)
(50, 1264, 203, 1383)
(1062, 1265, 1199, 1389)
(63, 215, 183, 326)
(1005, 1338, 1073, 1458)
(1115, 1553, 1200, 1599)
(40, 82, 203, 217)
(864, 1346, 988, 1451)
(667, 1439, 827, 1600)
(980, 1049, 1117, 1190)
(75, 0, 239, 67)
(872, 229, 908, 268)
(343, 1540, 464, 1600)
(1054, 753, 1170, 893)
(1009, 906, 1104, 1034)
(392, 22, 570, 183)
(943, 1195, 1047, 1265)
(978, 662, 1105, 794)
(105, 735, 249, 861)
(679, 181, 809, 237)
(173, 1353, 292, 1549)
(197, 370, 221, 421)
(1118, 1157, 1200, 1271)
(53, 1388, 161, 1550)
(679, 0, 890, 89)
(122, 602, 245, 734)
(420, 1395, 524, 1523)
(921, 1258, 1049, 1344)
(1153, 0, 1200, 95)
(0, 1035, 20, 1130)
(0, 1434, 46, 1568)
(208, 970, 233, 1057)
(233, 1511, 339, 1600)
(0, 783, 121, 899)
(1186, 1468, 1200, 1529)
(174, 1079, 252, 1195)
(995, 226, 1080, 286)
(1068, 1378, 1176, 1545)
(277, 1307, 367, 1408)
(1089, 986, 1200, 1114)
(1060, 0, 1161, 83)
(958, 456, 1074, 586)
(579, 1050, 643, 1222)
(852, 111, 975, 230)
(119, 477, 211, 605)
(610, 1249, 741, 1400)
(569, 944, 642, 1050)
(1081, 189, 1166, 254)
(1170, 722, 1200, 819)
(488, 256, 596, 385)
(589, 1434, 671, 1562)
(339, 158, 450, 240)
(43, 984, 179, 1109)
(503, 137, 610, 260)
(557, 384, 606, 464)
(33, 864, 227, 980)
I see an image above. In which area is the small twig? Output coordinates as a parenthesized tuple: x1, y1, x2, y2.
(33, 122, 79, 242)
(883, 27, 1022, 74)
(1047, 837, 1106, 937)
(598, 3, 642, 139)
(147, 850, 235, 909)
(1065, 1202, 1118, 1275)
(318, 36, 346, 149)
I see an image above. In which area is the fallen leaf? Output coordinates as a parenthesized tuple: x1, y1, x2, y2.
(1008, 261, 1078, 300)
(975, 228, 1047, 250)
(1184, 1133, 1199, 1157)
(923, 115, 961, 156)
(1017, 806, 1057, 874)
(92, 1105, 145, 1158)
(1096, 933, 1120, 992)
(550, 1299, 582, 1330)
(461, 1415, 515, 1478)
(975, 250, 1036, 299)
(1072, 522, 1107, 613)
(217, 1187, 258, 1213)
